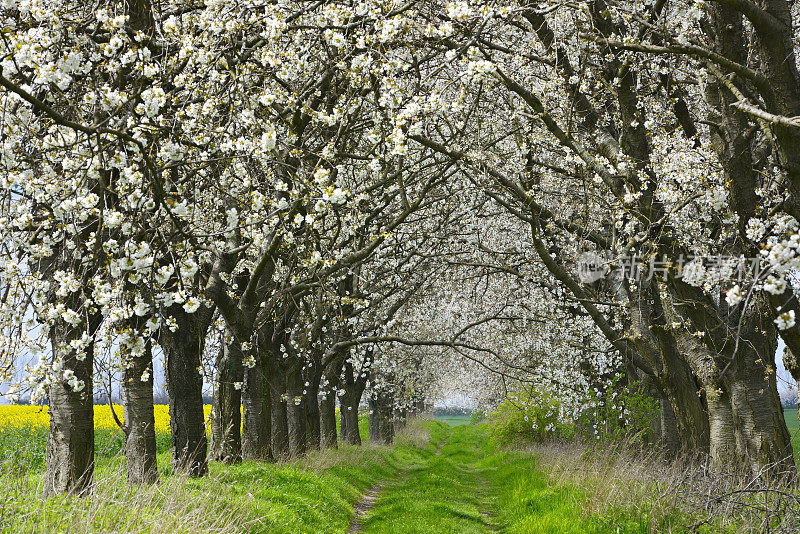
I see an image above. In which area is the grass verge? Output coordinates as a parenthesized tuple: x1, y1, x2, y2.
(0, 419, 432, 533)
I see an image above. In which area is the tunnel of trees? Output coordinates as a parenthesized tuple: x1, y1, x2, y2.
(2, 0, 800, 495)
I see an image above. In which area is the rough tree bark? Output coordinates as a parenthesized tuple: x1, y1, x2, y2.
(378, 390, 395, 445)
(43, 321, 97, 497)
(320, 353, 346, 449)
(267, 356, 289, 459)
(368, 394, 381, 444)
(303, 364, 321, 451)
(339, 396, 350, 443)
(242, 352, 271, 461)
(286, 357, 307, 458)
(369, 387, 395, 445)
(319, 375, 339, 449)
(339, 355, 372, 445)
(121, 339, 158, 484)
(211, 331, 243, 464)
(658, 364, 709, 458)
(340, 399, 360, 445)
(319, 394, 338, 449)
(664, 290, 795, 475)
(161, 306, 209, 477)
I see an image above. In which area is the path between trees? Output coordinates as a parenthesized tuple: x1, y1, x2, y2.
(347, 424, 501, 534)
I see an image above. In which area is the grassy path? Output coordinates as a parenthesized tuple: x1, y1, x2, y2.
(1, 417, 661, 533)
(352, 422, 658, 534)
(357, 424, 497, 533)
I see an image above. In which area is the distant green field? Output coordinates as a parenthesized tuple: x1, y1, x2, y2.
(787, 407, 798, 432)
(786, 408, 800, 462)
(434, 415, 472, 427)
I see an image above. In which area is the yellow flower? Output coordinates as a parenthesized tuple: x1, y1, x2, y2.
(0, 404, 214, 434)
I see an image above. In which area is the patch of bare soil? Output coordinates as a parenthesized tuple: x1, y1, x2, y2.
(347, 483, 384, 534)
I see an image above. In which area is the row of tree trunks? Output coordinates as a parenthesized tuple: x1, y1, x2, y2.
(211, 322, 378, 462)
(47, 317, 393, 496)
(46, 300, 380, 495)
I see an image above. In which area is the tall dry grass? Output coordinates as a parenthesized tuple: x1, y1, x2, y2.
(530, 439, 800, 532)
(0, 460, 255, 533)
(300, 417, 432, 471)
(394, 418, 433, 449)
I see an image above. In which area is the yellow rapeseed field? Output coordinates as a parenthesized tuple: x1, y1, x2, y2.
(0, 404, 213, 434)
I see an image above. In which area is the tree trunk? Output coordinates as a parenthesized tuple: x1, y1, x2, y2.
(162, 308, 208, 477)
(730, 363, 796, 477)
(667, 328, 739, 472)
(339, 358, 367, 445)
(121, 340, 158, 485)
(320, 351, 348, 449)
(378, 391, 395, 445)
(659, 352, 710, 457)
(242, 355, 271, 461)
(211, 333, 243, 464)
(705, 385, 740, 473)
(43, 322, 97, 497)
(267, 361, 289, 459)
(303, 377, 321, 451)
(628, 279, 710, 456)
(286, 362, 307, 458)
(319, 390, 338, 449)
(659, 398, 678, 456)
(369, 387, 396, 445)
(341, 400, 361, 445)
(369, 394, 381, 444)
(339, 397, 349, 443)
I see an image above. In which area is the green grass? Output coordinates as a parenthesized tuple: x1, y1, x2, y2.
(483, 446, 657, 533)
(6, 416, 793, 533)
(0, 421, 432, 533)
(1, 412, 362, 477)
(360, 423, 670, 533)
(786, 407, 799, 463)
(0, 425, 164, 476)
(0, 419, 664, 533)
(361, 423, 491, 533)
(434, 414, 472, 427)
